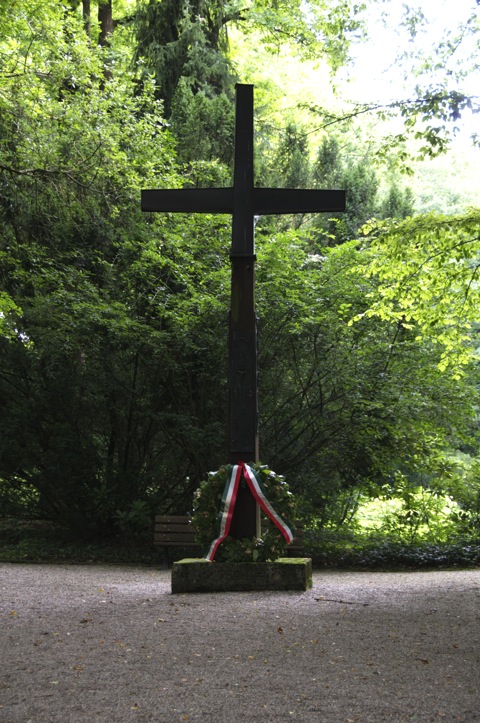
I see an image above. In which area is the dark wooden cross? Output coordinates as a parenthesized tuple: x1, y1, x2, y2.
(142, 84, 345, 540)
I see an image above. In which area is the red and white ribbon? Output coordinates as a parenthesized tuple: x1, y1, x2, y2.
(205, 463, 294, 561)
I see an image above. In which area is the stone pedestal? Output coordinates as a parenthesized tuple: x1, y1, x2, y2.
(171, 558, 312, 593)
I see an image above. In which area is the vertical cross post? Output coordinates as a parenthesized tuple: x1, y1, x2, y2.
(228, 85, 259, 538)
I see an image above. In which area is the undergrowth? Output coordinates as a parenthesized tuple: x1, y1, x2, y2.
(0, 519, 159, 565)
(305, 528, 480, 569)
(1, 518, 479, 569)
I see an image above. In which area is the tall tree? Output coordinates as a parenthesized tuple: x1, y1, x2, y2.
(98, 0, 113, 46)
(83, 0, 91, 36)
(134, 0, 236, 116)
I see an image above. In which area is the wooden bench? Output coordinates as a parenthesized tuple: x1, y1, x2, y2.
(154, 515, 305, 566)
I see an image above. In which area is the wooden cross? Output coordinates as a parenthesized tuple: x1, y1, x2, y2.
(142, 84, 345, 540)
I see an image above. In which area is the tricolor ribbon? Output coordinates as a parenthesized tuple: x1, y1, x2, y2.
(205, 463, 294, 561)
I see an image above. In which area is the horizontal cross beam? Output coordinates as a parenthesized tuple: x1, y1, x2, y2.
(141, 187, 345, 216)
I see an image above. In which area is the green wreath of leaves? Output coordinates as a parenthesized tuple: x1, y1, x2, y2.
(192, 463, 297, 562)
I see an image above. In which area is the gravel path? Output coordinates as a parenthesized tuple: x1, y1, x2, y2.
(1, 564, 479, 722)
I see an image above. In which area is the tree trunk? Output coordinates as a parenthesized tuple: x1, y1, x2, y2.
(98, 0, 114, 46)
(83, 0, 91, 38)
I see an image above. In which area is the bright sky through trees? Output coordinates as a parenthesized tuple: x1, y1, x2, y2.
(343, 0, 479, 137)
(332, 0, 480, 208)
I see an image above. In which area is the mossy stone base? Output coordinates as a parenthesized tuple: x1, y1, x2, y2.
(171, 558, 312, 593)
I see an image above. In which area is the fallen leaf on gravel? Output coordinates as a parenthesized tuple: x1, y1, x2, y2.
(277, 626, 284, 634)
(315, 597, 369, 606)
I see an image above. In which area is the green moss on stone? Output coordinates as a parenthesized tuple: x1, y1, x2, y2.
(171, 557, 312, 593)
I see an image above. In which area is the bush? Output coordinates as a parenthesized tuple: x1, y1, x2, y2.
(303, 526, 480, 569)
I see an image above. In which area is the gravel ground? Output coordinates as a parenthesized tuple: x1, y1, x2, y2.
(1, 563, 479, 722)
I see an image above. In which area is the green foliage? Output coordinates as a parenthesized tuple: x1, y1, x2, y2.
(243, 0, 366, 68)
(362, 476, 462, 545)
(115, 499, 156, 540)
(169, 81, 235, 169)
(262, 131, 416, 243)
(254, 230, 478, 517)
(304, 452, 480, 567)
(443, 459, 480, 538)
(133, 0, 235, 116)
(0, 518, 157, 564)
(270, 123, 311, 190)
(0, 0, 231, 535)
(1, 0, 479, 561)
(351, 210, 480, 371)
(0, 477, 39, 518)
(379, 183, 415, 220)
(306, 531, 480, 569)
(0, 293, 25, 342)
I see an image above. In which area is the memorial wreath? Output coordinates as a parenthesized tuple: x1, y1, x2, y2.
(192, 463, 297, 562)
